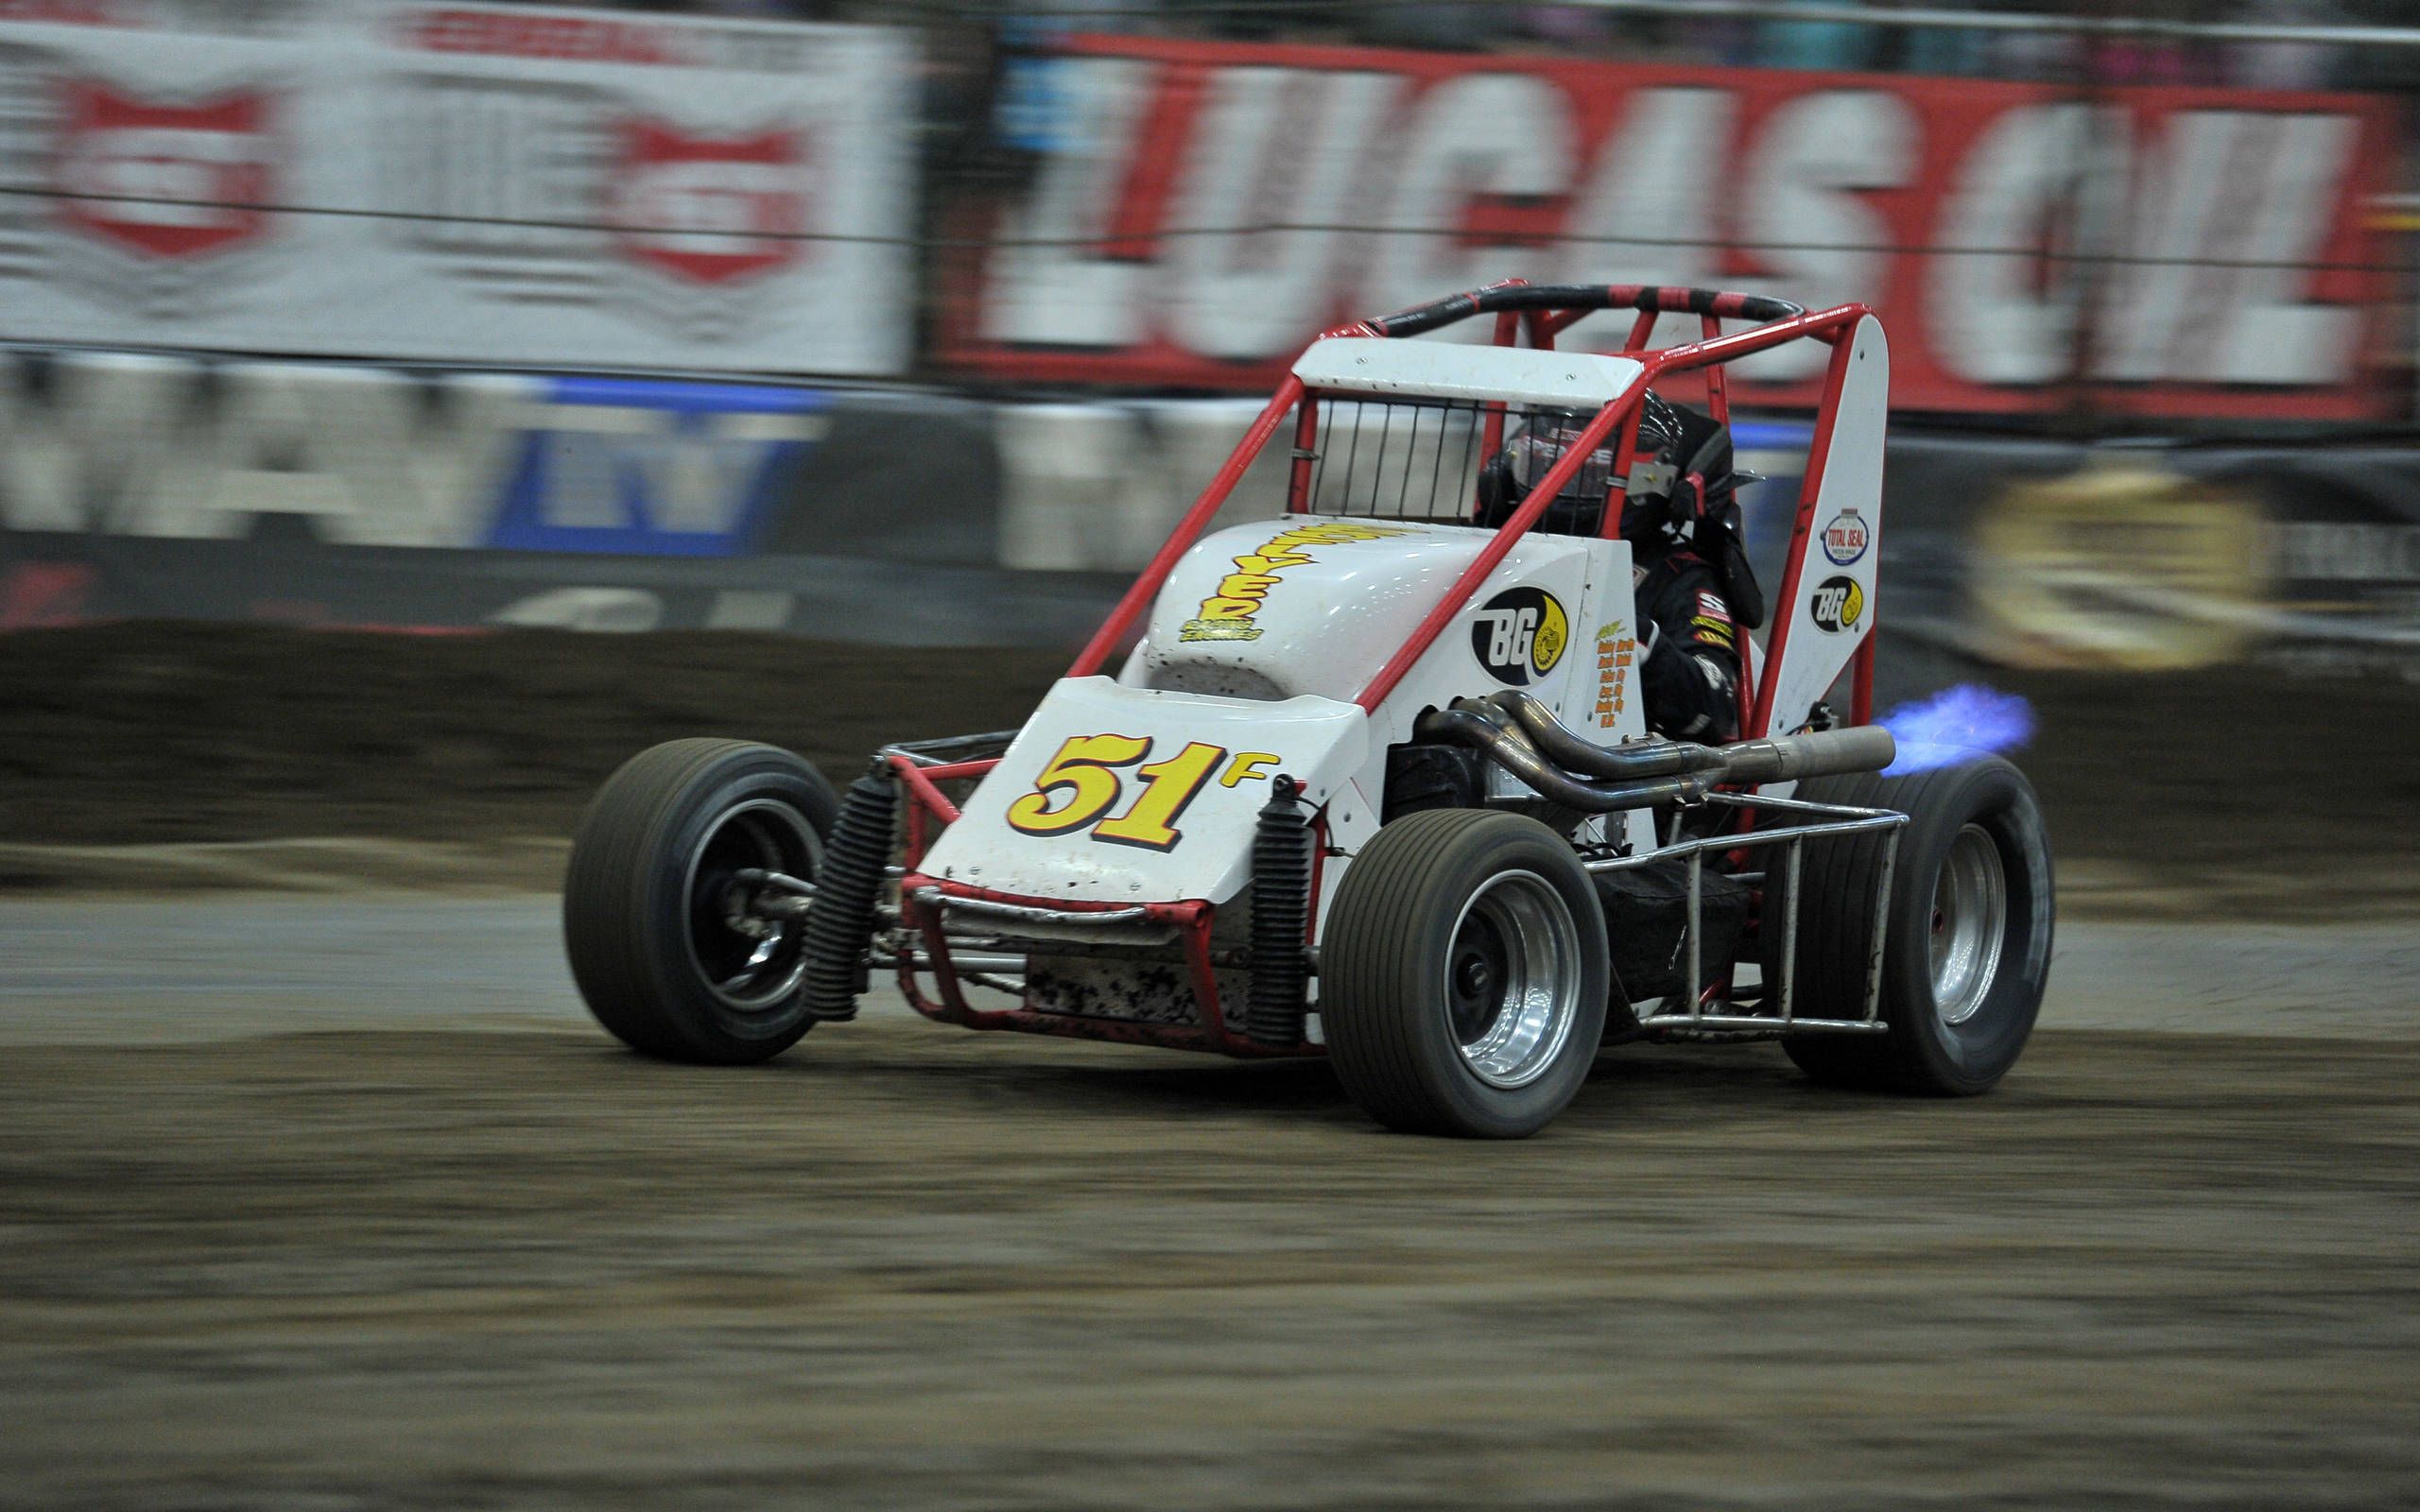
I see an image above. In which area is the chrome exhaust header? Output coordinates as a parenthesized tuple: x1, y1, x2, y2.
(1414, 692, 1894, 813)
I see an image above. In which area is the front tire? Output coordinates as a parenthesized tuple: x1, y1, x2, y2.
(563, 739, 840, 1064)
(1322, 810, 1610, 1138)
(1769, 757, 2054, 1094)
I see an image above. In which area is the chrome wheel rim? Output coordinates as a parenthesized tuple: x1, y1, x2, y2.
(1444, 870, 1583, 1091)
(1929, 824, 2008, 1027)
(683, 798, 821, 1013)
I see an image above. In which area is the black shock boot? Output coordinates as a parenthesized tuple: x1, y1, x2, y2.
(1242, 776, 1314, 1048)
(798, 768, 896, 1022)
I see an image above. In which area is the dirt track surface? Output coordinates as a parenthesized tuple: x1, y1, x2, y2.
(6, 626, 2419, 1503)
(5, 901, 2419, 1510)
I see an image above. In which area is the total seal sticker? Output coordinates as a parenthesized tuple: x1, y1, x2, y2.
(1822, 507, 1871, 566)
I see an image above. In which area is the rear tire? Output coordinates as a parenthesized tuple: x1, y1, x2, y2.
(1767, 757, 2053, 1094)
(1322, 810, 1610, 1138)
(563, 739, 840, 1064)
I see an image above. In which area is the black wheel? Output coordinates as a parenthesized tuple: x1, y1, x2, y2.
(1766, 756, 2053, 1094)
(563, 739, 840, 1064)
(1322, 809, 1610, 1138)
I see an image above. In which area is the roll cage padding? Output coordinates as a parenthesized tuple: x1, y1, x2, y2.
(1362, 284, 1806, 339)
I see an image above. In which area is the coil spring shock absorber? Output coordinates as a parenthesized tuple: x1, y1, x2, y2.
(798, 767, 896, 1022)
(1243, 775, 1314, 1048)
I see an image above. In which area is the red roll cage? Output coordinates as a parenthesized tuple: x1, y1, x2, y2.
(1064, 279, 1881, 739)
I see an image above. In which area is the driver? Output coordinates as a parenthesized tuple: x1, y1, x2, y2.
(1477, 391, 1763, 744)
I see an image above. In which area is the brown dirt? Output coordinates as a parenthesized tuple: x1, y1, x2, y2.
(0, 622, 1068, 847)
(3, 1019, 2415, 1510)
(1, 623, 2415, 913)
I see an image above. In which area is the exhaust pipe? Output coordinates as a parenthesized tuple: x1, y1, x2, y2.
(1416, 706, 1719, 813)
(1479, 690, 1728, 781)
(1713, 724, 1895, 784)
(1414, 698, 1893, 813)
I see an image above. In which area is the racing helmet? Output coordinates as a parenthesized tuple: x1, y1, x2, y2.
(1477, 390, 1768, 627)
(1478, 391, 1697, 541)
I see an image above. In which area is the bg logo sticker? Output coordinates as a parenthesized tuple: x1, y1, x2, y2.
(1811, 575, 1865, 633)
(1472, 587, 1567, 685)
(1822, 508, 1871, 566)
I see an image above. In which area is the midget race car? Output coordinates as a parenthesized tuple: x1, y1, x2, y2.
(562, 283, 2055, 1138)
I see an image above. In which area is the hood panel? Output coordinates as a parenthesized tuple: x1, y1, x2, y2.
(1139, 514, 1591, 705)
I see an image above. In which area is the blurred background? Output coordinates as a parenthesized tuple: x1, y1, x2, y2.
(4, 0, 2418, 901)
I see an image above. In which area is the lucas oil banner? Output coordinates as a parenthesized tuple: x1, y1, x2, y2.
(940, 34, 2399, 420)
(0, 0, 914, 375)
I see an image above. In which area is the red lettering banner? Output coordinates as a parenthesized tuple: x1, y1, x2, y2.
(938, 35, 2400, 420)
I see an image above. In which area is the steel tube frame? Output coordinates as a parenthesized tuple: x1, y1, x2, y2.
(913, 887, 1154, 930)
(1588, 792, 1907, 1035)
(881, 730, 1019, 767)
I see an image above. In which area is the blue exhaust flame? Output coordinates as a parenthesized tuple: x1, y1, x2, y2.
(1879, 683, 2035, 776)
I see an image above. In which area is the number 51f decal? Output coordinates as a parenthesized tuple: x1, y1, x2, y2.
(1004, 734, 1281, 851)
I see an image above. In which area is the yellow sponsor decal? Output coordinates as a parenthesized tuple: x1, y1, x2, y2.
(1178, 520, 1420, 643)
(1531, 598, 1568, 673)
(1592, 620, 1635, 728)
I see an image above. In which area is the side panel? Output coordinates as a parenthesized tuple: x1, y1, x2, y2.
(1340, 529, 1656, 885)
(1762, 314, 1888, 736)
(1567, 540, 1659, 857)
(1358, 533, 1602, 747)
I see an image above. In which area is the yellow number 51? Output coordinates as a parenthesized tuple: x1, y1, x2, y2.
(1005, 734, 1279, 851)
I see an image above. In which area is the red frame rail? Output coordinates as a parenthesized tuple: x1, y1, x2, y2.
(886, 752, 1318, 1057)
